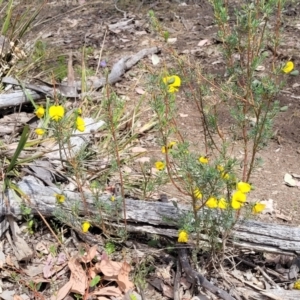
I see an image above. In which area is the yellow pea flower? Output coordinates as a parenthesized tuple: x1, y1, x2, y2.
(193, 188, 202, 199)
(35, 128, 45, 136)
(237, 182, 251, 193)
(252, 203, 266, 214)
(178, 230, 188, 243)
(294, 280, 300, 290)
(161, 141, 176, 153)
(82, 221, 91, 233)
(155, 161, 165, 171)
(199, 156, 209, 164)
(218, 198, 228, 209)
(55, 194, 65, 203)
(282, 61, 294, 74)
(221, 172, 230, 180)
(76, 116, 85, 132)
(49, 105, 65, 122)
(217, 165, 224, 172)
(35, 105, 45, 119)
(162, 75, 181, 93)
(206, 197, 218, 209)
(232, 190, 247, 203)
(110, 195, 115, 202)
(231, 199, 243, 210)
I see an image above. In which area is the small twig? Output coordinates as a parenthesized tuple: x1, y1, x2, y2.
(95, 28, 107, 76)
(256, 266, 281, 289)
(114, 0, 127, 18)
(36, 209, 65, 250)
(235, 256, 281, 289)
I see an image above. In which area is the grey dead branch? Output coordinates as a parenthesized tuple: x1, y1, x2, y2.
(0, 47, 159, 108)
(1, 175, 300, 258)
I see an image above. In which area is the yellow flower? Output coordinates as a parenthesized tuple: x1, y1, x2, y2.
(161, 141, 176, 153)
(237, 182, 251, 193)
(206, 197, 218, 209)
(155, 161, 165, 171)
(35, 105, 45, 119)
(218, 198, 228, 209)
(282, 61, 294, 74)
(294, 280, 300, 290)
(76, 116, 85, 132)
(162, 75, 181, 93)
(193, 188, 202, 199)
(55, 194, 65, 203)
(221, 172, 230, 180)
(232, 190, 247, 203)
(252, 203, 266, 214)
(217, 165, 224, 172)
(110, 195, 115, 202)
(199, 156, 209, 164)
(35, 128, 45, 136)
(49, 105, 65, 122)
(231, 199, 243, 210)
(82, 221, 91, 233)
(178, 230, 188, 243)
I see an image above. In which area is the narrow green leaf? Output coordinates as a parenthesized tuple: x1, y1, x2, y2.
(16, 1, 46, 39)
(7, 125, 30, 173)
(1, 0, 13, 35)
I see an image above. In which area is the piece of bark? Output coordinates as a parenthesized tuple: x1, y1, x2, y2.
(1, 175, 300, 256)
(0, 47, 160, 108)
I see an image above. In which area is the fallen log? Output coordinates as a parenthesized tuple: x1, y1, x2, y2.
(1, 175, 300, 256)
(0, 47, 160, 108)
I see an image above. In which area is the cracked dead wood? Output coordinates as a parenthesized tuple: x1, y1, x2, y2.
(0, 175, 300, 256)
(0, 47, 160, 108)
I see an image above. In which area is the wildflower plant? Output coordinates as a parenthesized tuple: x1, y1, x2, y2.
(147, 0, 287, 255)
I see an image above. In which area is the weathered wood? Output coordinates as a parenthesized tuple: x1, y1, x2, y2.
(0, 47, 159, 108)
(237, 287, 300, 300)
(1, 175, 300, 256)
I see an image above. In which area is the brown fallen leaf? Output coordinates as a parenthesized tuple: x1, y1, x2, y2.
(135, 87, 145, 95)
(91, 286, 122, 297)
(99, 258, 122, 277)
(117, 262, 134, 292)
(68, 257, 87, 294)
(53, 280, 72, 300)
(6, 217, 33, 261)
(198, 39, 210, 47)
(162, 283, 174, 298)
(131, 147, 147, 153)
(80, 245, 98, 263)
